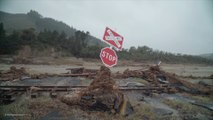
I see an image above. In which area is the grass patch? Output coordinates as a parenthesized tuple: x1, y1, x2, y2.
(57, 103, 125, 120)
(162, 98, 212, 118)
(0, 97, 31, 119)
(127, 102, 157, 120)
(60, 102, 157, 120)
(28, 96, 56, 119)
(0, 96, 56, 120)
(190, 95, 213, 103)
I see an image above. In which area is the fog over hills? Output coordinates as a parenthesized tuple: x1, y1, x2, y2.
(0, 10, 213, 64)
(1, 0, 213, 55)
(0, 10, 104, 46)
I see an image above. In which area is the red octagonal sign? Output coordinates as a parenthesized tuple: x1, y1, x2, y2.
(100, 47, 118, 67)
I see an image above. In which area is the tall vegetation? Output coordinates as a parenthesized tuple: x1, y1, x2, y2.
(117, 46, 213, 64)
(0, 22, 101, 58)
(0, 22, 212, 64)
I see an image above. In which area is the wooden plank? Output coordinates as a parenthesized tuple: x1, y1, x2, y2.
(59, 73, 96, 77)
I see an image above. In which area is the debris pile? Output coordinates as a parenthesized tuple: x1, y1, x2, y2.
(178, 74, 213, 79)
(122, 69, 144, 78)
(30, 73, 57, 79)
(119, 66, 161, 83)
(66, 67, 98, 74)
(61, 66, 134, 116)
(114, 66, 212, 95)
(0, 66, 29, 81)
(84, 68, 99, 74)
(66, 67, 84, 74)
(61, 67, 98, 78)
(165, 73, 211, 94)
(12, 57, 32, 64)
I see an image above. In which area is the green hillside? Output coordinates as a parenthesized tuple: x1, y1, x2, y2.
(0, 10, 104, 46)
(0, 10, 212, 65)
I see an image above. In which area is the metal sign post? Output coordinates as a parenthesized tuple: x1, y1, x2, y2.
(100, 27, 124, 67)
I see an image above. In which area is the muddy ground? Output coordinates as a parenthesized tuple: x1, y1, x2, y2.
(0, 58, 213, 120)
(1, 79, 212, 120)
(0, 61, 213, 76)
(1, 61, 212, 85)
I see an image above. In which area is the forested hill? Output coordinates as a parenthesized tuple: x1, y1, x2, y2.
(0, 10, 103, 46)
(0, 10, 213, 65)
(200, 53, 213, 60)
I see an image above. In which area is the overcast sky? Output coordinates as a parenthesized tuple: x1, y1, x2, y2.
(0, 0, 213, 55)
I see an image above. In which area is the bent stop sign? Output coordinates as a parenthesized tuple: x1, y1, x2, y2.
(100, 47, 118, 67)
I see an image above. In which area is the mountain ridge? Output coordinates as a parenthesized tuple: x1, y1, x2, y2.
(0, 10, 213, 64)
(0, 10, 105, 46)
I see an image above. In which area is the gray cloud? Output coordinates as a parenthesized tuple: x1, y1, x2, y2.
(0, 0, 213, 55)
